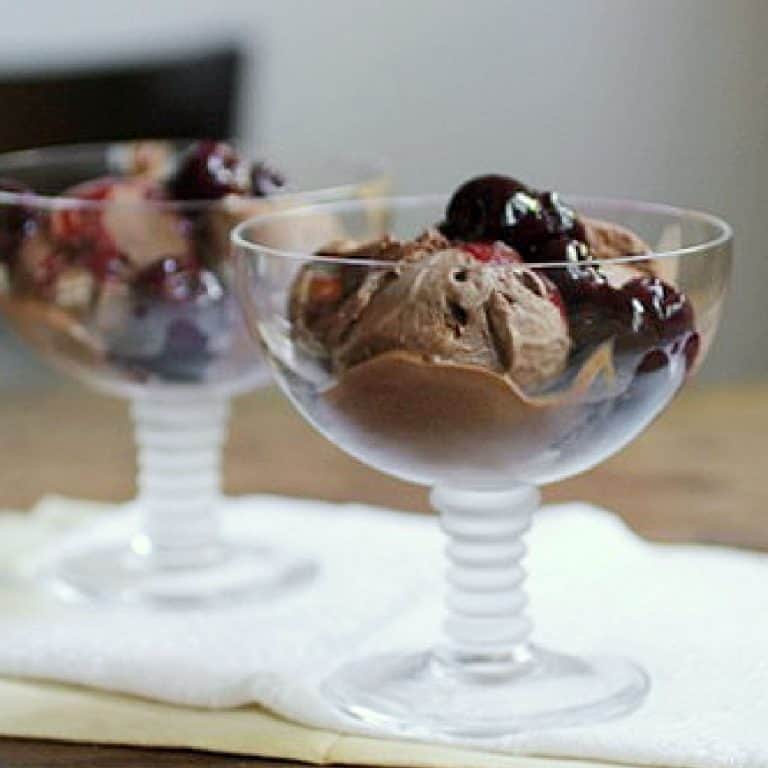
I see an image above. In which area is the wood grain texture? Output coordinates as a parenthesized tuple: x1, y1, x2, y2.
(0, 737, 271, 767)
(0, 381, 766, 765)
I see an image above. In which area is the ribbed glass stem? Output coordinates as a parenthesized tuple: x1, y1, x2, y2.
(432, 485, 539, 677)
(130, 394, 230, 569)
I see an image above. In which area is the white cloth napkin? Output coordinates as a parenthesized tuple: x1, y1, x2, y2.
(0, 495, 765, 768)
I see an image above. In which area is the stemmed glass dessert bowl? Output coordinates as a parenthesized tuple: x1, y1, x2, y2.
(0, 140, 388, 607)
(233, 176, 732, 736)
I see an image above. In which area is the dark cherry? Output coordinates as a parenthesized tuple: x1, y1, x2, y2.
(132, 255, 220, 303)
(163, 318, 209, 358)
(139, 317, 214, 382)
(621, 276, 694, 345)
(120, 256, 225, 382)
(565, 279, 635, 356)
(535, 237, 602, 303)
(535, 235, 590, 266)
(536, 191, 580, 243)
(442, 175, 585, 259)
(111, 314, 215, 384)
(441, 175, 530, 242)
(637, 348, 669, 374)
(502, 187, 556, 252)
(168, 141, 251, 200)
(623, 277, 697, 373)
(569, 217, 588, 245)
(565, 274, 697, 372)
(251, 161, 286, 197)
(0, 178, 35, 266)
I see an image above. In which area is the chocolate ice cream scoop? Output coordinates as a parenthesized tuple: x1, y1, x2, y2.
(583, 218, 649, 261)
(289, 229, 451, 357)
(328, 248, 570, 391)
(581, 216, 664, 286)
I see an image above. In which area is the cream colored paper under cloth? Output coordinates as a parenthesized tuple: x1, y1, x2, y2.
(0, 495, 765, 768)
(0, 677, 603, 768)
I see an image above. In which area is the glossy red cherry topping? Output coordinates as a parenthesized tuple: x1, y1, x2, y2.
(0, 178, 34, 266)
(132, 255, 222, 303)
(442, 175, 584, 256)
(461, 241, 521, 263)
(168, 141, 251, 200)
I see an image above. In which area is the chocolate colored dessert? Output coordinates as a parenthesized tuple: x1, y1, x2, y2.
(288, 175, 698, 487)
(0, 140, 287, 384)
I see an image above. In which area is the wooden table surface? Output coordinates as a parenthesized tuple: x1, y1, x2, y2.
(0, 381, 766, 766)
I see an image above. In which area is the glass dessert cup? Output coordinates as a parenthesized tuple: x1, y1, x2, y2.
(0, 141, 388, 607)
(233, 193, 732, 736)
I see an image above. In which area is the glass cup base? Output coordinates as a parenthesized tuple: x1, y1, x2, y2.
(36, 535, 317, 608)
(322, 646, 649, 738)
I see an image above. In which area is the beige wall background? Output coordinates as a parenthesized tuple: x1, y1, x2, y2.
(0, 0, 765, 387)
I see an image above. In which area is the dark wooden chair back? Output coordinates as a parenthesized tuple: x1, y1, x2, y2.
(0, 47, 243, 152)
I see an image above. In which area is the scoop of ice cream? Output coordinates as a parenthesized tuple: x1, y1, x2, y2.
(312, 229, 451, 264)
(51, 176, 189, 272)
(581, 216, 671, 288)
(583, 217, 649, 260)
(337, 249, 569, 390)
(289, 229, 452, 357)
(102, 180, 189, 269)
(292, 240, 570, 391)
(584, 216, 682, 287)
(109, 141, 175, 181)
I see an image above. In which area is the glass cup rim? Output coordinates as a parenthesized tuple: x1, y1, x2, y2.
(0, 140, 389, 213)
(231, 192, 733, 270)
